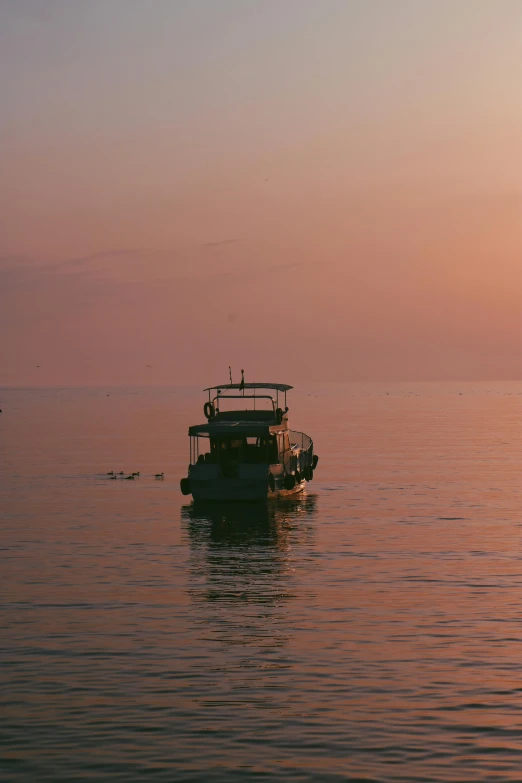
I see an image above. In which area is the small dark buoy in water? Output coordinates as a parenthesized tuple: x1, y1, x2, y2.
(155, 472, 164, 479)
(124, 475, 134, 480)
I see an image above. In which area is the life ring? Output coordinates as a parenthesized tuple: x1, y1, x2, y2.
(312, 454, 319, 469)
(203, 401, 215, 420)
(275, 408, 283, 424)
(283, 473, 296, 490)
(268, 473, 276, 492)
(180, 477, 191, 496)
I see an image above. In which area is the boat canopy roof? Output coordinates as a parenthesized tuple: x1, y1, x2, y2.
(189, 421, 277, 437)
(204, 382, 293, 392)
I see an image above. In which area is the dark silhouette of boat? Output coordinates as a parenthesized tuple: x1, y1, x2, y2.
(180, 381, 318, 502)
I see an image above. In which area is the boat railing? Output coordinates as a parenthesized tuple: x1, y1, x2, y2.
(284, 430, 314, 474)
(213, 394, 276, 415)
(289, 430, 312, 452)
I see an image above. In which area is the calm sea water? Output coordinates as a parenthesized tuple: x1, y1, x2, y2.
(1, 382, 521, 782)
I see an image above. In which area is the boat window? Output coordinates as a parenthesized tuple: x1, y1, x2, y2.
(267, 435, 278, 464)
(202, 435, 276, 465)
(276, 432, 291, 464)
(244, 436, 266, 464)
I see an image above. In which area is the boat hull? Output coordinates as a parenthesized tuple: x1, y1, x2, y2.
(190, 477, 306, 502)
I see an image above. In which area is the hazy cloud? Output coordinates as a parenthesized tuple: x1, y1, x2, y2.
(52, 248, 146, 269)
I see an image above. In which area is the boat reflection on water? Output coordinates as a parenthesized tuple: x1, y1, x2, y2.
(181, 494, 317, 653)
(182, 492, 317, 552)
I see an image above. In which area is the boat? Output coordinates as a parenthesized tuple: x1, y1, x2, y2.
(179, 380, 318, 502)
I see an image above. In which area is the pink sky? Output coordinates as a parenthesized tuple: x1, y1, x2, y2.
(1, 0, 521, 386)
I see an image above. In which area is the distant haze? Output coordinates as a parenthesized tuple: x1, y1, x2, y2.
(1, 0, 521, 386)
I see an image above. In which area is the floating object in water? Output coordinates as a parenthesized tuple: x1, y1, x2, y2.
(180, 379, 317, 501)
(118, 471, 124, 475)
(132, 472, 140, 477)
(107, 471, 115, 475)
(154, 472, 164, 479)
(124, 475, 135, 480)
(109, 475, 117, 480)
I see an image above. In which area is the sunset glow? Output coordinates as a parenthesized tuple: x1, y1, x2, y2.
(1, 0, 521, 385)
